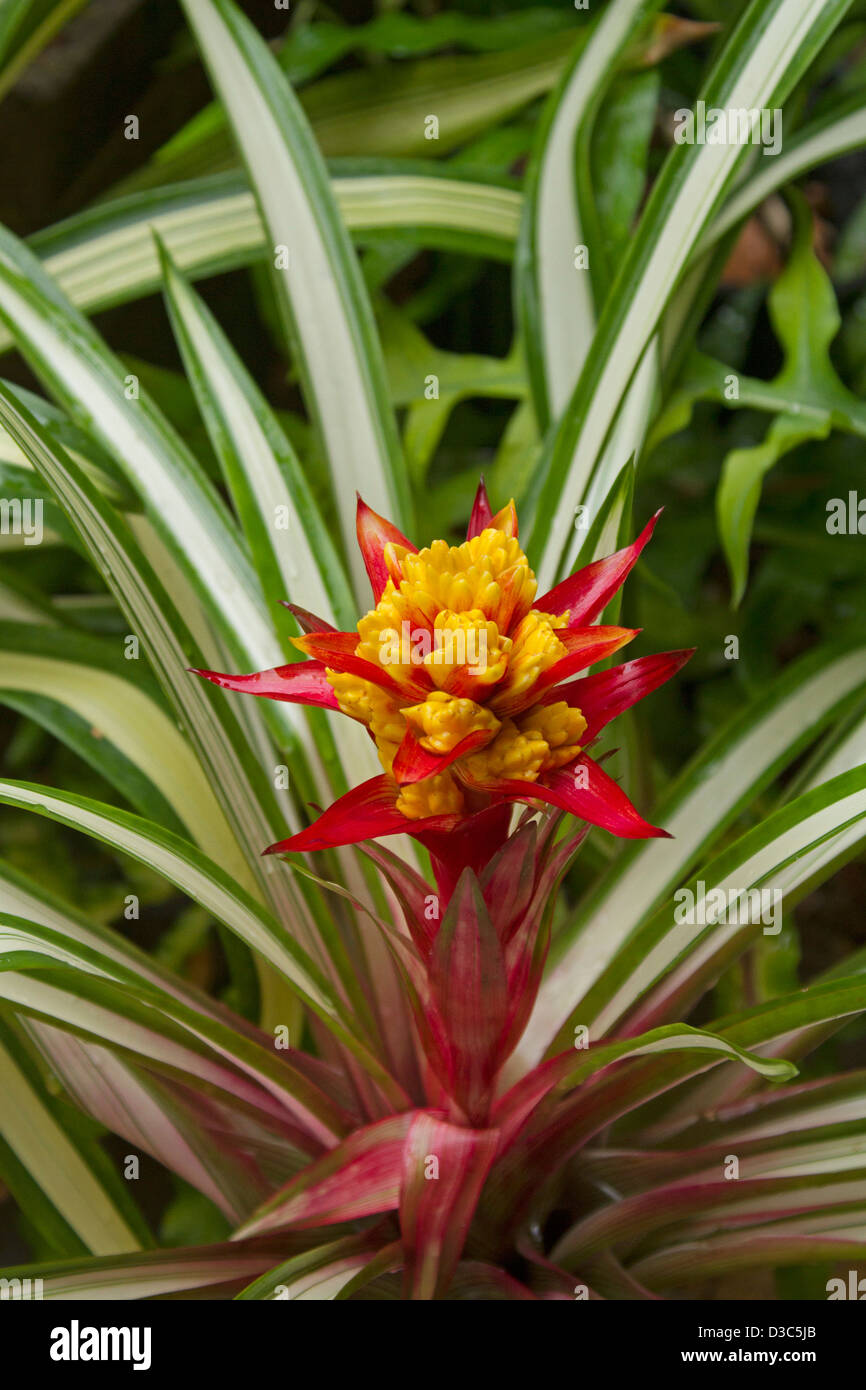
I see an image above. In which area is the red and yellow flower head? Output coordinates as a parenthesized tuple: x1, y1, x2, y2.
(195, 483, 692, 874)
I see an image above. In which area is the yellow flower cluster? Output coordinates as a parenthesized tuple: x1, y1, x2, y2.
(328, 527, 585, 818)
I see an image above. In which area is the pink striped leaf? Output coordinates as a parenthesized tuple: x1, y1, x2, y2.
(429, 870, 508, 1121)
(234, 1111, 431, 1237)
(400, 1111, 499, 1298)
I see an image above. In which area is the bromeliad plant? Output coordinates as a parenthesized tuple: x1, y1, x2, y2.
(1, 0, 866, 1300)
(196, 491, 682, 863)
(193, 489, 691, 1149)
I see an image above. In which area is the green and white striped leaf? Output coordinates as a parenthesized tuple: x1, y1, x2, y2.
(157, 243, 378, 794)
(0, 225, 280, 667)
(0, 784, 405, 1101)
(159, 242, 353, 632)
(179, 0, 410, 598)
(527, 0, 855, 589)
(5, 84, 864, 362)
(0, 385, 343, 987)
(555, 1166, 866, 1267)
(631, 1208, 866, 1289)
(634, 1069, 866, 1157)
(0, 622, 234, 841)
(518, 0, 663, 426)
(235, 1231, 396, 1300)
(22, 1019, 269, 1225)
(11, 171, 521, 353)
(0, 914, 354, 1141)
(0, 225, 335, 822)
(0, 1021, 144, 1258)
(0, 1239, 298, 1299)
(579, 766, 866, 1044)
(558, 976, 866, 1156)
(0, 854, 287, 1079)
(0, 781, 354, 1040)
(0, 377, 128, 502)
(516, 643, 866, 1070)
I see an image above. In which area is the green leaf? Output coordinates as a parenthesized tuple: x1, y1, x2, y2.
(0, 0, 33, 64)
(567, 975, 866, 1153)
(518, 0, 663, 426)
(0, 781, 406, 1102)
(590, 70, 659, 274)
(0, 1238, 300, 1299)
(719, 413, 833, 605)
(235, 1231, 396, 1301)
(0, 383, 343, 991)
(517, 642, 866, 1070)
(378, 299, 526, 487)
(576, 766, 866, 1046)
(703, 89, 866, 254)
(558, 1022, 797, 1092)
(527, 0, 856, 589)
(0, 0, 90, 105)
(7, 171, 521, 361)
(0, 1020, 144, 1257)
(716, 193, 866, 600)
(0, 622, 225, 837)
(179, 0, 410, 599)
(111, 31, 571, 197)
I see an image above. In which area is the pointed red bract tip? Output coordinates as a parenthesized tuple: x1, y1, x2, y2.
(356, 496, 417, 602)
(465, 755, 669, 840)
(467, 478, 493, 539)
(553, 647, 696, 743)
(263, 776, 420, 854)
(190, 662, 340, 709)
(535, 510, 663, 628)
(280, 603, 336, 634)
